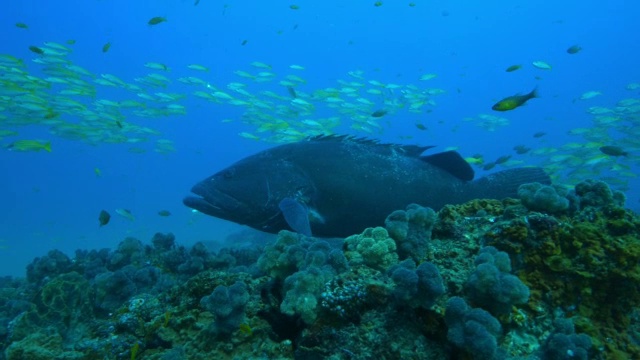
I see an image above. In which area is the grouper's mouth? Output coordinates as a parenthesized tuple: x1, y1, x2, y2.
(183, 181, 248, 219)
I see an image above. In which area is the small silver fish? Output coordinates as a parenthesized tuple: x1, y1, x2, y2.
(115, 208, 135, 221)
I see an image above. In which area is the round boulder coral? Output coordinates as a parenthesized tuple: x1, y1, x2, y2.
(344, 227, 398, 271)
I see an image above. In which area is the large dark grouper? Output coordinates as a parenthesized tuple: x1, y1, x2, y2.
(184, 136, 550, 237)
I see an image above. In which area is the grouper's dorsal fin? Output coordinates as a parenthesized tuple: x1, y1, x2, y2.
(421, 151, 475, 181)
(307, 134, 434, 156)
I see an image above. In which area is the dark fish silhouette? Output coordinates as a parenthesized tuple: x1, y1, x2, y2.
(599, 146, 628, 157)
(371, 109, 388, 118)
(98, 210, 110, 227)
(183, 136, 550, 237)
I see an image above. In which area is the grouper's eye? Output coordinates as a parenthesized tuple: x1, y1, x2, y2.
(221, 168, 235, 179)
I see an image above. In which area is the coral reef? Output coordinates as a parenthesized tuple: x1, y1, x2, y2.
(518, 182, 570, 214)
(388, 259, 445, 309)
(486, 179, 639, 357)
(540, 318, 592, 360)
(444, 296, 503, 360)
(26, 249, 73, 284)
(466, 246, 530, 315)
(343, 226, 398, 270)
(1, 179, 638, 359)
(258, 231, 348, 324)
(385, 203, 437, 261)
(200, 281, 249, 336)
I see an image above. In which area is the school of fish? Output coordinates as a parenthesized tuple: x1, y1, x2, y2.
(1, 33, 639, 195)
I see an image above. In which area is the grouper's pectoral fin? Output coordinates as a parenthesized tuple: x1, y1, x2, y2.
(278, 198, 312, 237)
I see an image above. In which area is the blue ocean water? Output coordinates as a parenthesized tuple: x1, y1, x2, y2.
(0, 0, 638, 279)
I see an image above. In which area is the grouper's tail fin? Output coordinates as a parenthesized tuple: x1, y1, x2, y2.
(469, 167, 551, 199)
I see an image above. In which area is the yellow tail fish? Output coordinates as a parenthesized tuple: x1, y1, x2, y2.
(492, 88, 538, 111)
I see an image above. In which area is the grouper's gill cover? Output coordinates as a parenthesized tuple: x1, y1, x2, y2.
(183, 136, 551, 237)
(183, 149, 317, 233)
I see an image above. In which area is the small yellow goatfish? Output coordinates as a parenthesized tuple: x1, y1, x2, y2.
(492, 88, 538, 111)
(8, 140, 51, 152)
